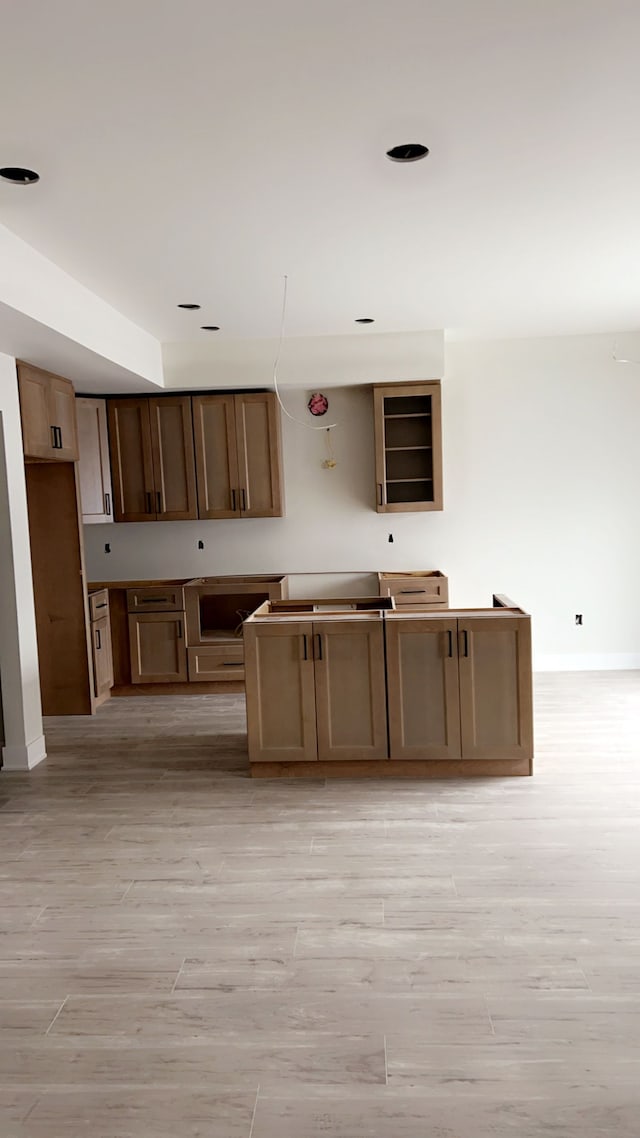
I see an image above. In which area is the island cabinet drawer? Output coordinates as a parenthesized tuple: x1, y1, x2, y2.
(188, 644, 245, 681)
(379, 572, 448, 607)
(127, 585, 185, 612)
(88, 588, 110, 621)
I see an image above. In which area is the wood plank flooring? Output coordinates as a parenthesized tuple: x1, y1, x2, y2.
(0, 671, 639, 1136)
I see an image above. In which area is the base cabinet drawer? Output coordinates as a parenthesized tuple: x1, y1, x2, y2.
(188, 644, 244, 681)
(127, 585, 186, 612)
(379, 571, 449, 607)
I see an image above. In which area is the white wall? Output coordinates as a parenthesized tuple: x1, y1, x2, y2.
(83, 331, 640, 669)
(0, 353, 46, 769)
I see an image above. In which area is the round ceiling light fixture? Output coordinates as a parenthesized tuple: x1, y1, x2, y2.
(0, 166, 40, 184)
(385, 143, 429, 163)
(200, 325, 220, 331)
(355, 317, 375, 324)
(177, 303, 201, 310)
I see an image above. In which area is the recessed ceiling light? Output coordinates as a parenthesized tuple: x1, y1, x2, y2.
(386, 143, 429, 163)
(177, 303, 201, 310)
(201, 325, 220, 331)
(355, 317, 375, 324)
(0, 166, 40, 184)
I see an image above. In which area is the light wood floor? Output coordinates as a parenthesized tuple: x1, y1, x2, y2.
(1, 671, 640, 1136)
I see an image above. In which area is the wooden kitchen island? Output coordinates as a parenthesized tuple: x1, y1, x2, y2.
(244, 595, 533, 778)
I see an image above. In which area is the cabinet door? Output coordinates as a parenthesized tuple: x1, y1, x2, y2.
(235, 393, 284, 517)
(18, 365, 57, 459)
(77, 398, 113, 523)
(108, 399, 156, 522)
(192, 395, 240, 518)
(92, 615, 114, 698)
(49, 376, 79, 459)
(373, 382, 443, 513)
(148, 396, 198, 520)
(314, 619, 388, 761)
(244, 621, 316, 762)
(458, 616, 534, 761)
(128, 612, 188, 683)
(385, 617, 461, 760)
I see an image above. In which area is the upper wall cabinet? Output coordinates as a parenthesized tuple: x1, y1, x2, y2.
(76, 398, 113, 524)
(193, 392, 284, 519)
(18, 363, 79, 461)
(373, 380, 443, 512)
(107, 396, 198, 522)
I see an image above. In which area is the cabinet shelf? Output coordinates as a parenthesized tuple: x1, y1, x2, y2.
(384, 412, 432, 420)
(386, 478, 433, 484)
(384, 445, 432, 452)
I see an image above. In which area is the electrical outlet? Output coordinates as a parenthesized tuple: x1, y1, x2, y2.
(575, 614, 583, 625)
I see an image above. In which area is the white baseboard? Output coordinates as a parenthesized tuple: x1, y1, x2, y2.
(534, 653, 640, 672)
(2, 734, 47, 770)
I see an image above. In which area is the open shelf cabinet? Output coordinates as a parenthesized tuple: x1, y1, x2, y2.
(373, 381, 443, 512)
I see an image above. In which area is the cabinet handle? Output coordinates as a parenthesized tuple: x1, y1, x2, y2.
(460, 629, 469, 657)
(377, 483, 383, 506)
(447, 630, 453, 657)
(50, 425, 58, 449)
(222, 662, 243, 667)
(156, 490, 162, 514)
(140, 597, 169, 603)
(231, 488, 236, 512)
(57, 426, 63, 449)
(240, 488, 247, 511)
(104, 492, 111, 516)
(302, 634, 308, 660)
(95, 628, 101, 650)
(400, 589, 426, 595)
(315, 633, 323, 661)
(177, 620, 183, 639)
(95, 602, 107, 610)
(145, 491, 153, 514)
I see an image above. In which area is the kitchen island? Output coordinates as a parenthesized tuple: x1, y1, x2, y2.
(243, 594, 533, 778)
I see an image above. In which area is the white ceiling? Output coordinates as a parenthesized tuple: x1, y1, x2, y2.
(1, 0, 639, 345)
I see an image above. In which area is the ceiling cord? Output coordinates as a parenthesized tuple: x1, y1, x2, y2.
(272, 275, 338, 430)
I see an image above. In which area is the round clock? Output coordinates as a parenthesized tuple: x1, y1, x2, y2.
(308, 392, 329, 416)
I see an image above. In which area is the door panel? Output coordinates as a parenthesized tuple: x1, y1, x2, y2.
(235, 393, 284, 517)
(50, 377, 79, 459)
(149, 396, 197, 520)
(192, 395, 239, 518)
(18, 366, 56, 458)
(77, 398, 113, 523)
(244, 621, 316, 762)
(458, 616, 533, 760)
(108, 400, 156, 522)
(386, 617, 461, 759)
(128, 613, 188, 683)
(314, 619, 388, 761)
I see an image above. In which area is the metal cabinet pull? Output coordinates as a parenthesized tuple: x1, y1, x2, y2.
(177, 620, 183, 639)
(222, 661, 243, 667)
(315, 633, 323, 660)
(240, 488, 247, 511)
(50, 426, 58, 449)
(377, 483, 383, 505)
(145, 491, 153, 513)
(156, 491, 162, 513)
(447, 630, 453, 657)
(461, 629, 469, 657)
(95, 629, 101, 650)
(231, 489, 237, 512)
(105, 492, 111, 516)
(57, 426, 63, 449)
(400, 589, 426, 595)
(95, 602, 107, 610)
(140, 597, 169, 603)
(302, 634, 308, 660)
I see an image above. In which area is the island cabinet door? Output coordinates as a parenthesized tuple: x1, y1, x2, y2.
(385, 617, 461, 760)
(313, 620, 388, 761)
(244, 621, 317, 762)
(458, 616, 534, 761)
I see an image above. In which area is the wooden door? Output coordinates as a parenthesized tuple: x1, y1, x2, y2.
(244, 621, 317, 762)
(192, 395, 239, 518)
(77, 398, 113, 523)
(148, 396, 197, 520)
(107, 399, 156, 522)
(49, 376, 79, 459)
(458, 615, 534, 761)
(314, 619, 388, 761)
(235, 393, 284, 517)
(385, 616, 461, 760)
(18, 365, 57, 459)
(92, 615, 114, 698)
(128, 612, 188, 683)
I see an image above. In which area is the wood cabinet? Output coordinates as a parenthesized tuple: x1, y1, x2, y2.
(107, 396, 197, 522)
(386, 613, 533, 762)
(193, 392, 284, 518)
(378, 570, 449, 608)
(128, 612, 188, 683)
(76, 398, 113, 523)
(18, 363, 79, 461)
(244, 617, 388, 763)
(89, 590, 113, 703)
(373, 381, 442, 512)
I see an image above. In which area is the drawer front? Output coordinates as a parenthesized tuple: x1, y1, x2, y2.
(89, 588, 110, 622)
(187, 644, 245, 682)
(382, 576, 449, 605)
(127, 585, 185, 612)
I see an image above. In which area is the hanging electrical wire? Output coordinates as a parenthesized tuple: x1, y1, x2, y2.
(272, 275, 338, 430)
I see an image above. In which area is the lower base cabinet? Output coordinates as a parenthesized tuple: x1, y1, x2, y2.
(128, 612, 188, 683)
(385, 614, 533, 761)
(244, 618, 388, 763)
